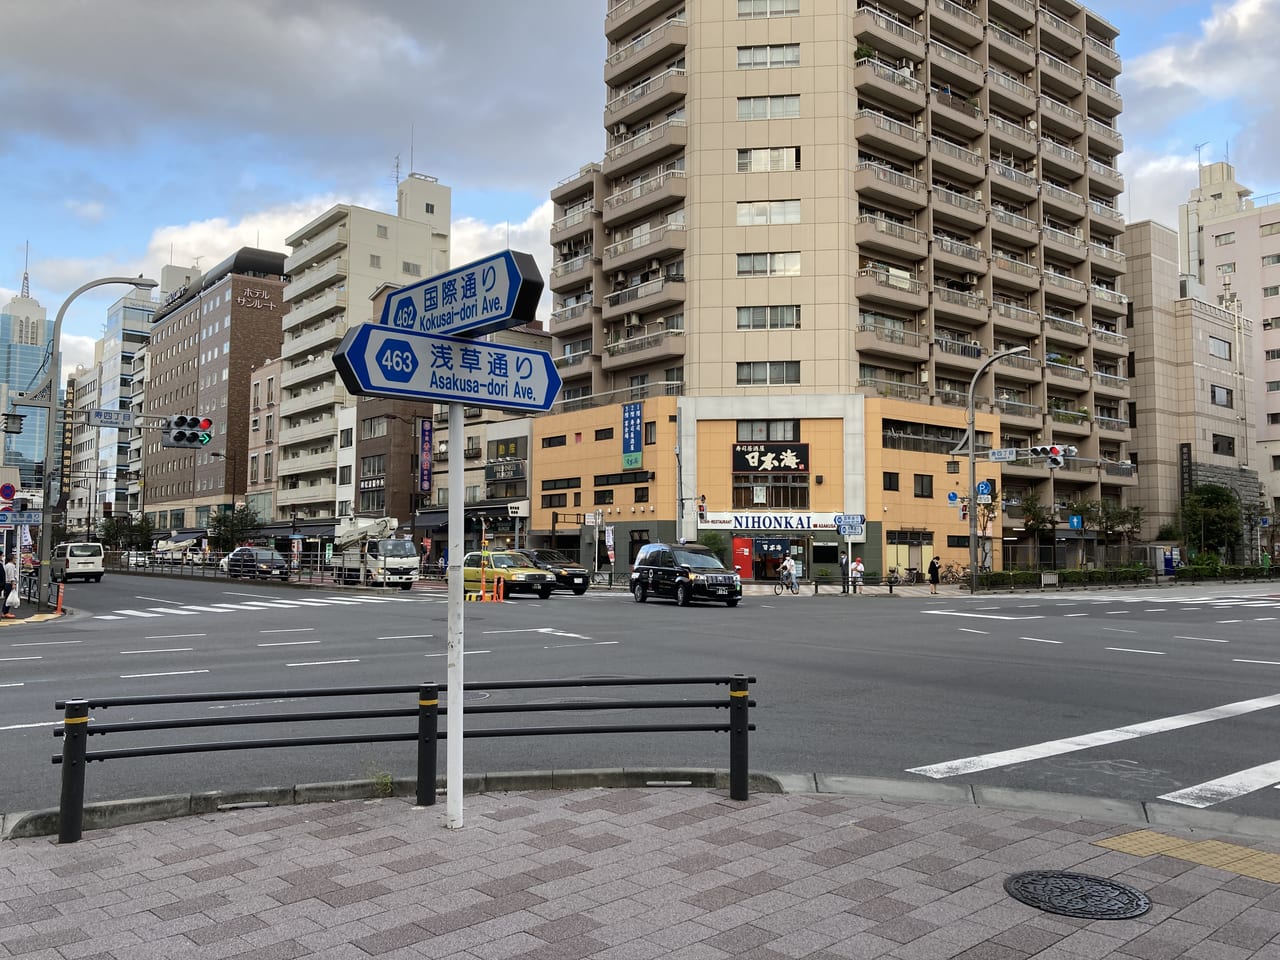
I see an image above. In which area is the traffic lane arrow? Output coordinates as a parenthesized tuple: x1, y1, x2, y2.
(377, 249, 544, 339)
(334, 323, 563, 412)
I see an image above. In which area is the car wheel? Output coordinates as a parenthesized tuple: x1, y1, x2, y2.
(93, 576, 102, 583)
(726, 598, 739, 608)
(676, 583, 691, 607)
(400, 582, 413, 591)
(572, 585, 588, 596)
(539, 586, 553, 599)
(632, 582, 646, 603)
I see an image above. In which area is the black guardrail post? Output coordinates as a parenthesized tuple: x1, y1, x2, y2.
(58, 698, 89, 843)
(728, 674, 749, 801)
(417, 682, 438, 806)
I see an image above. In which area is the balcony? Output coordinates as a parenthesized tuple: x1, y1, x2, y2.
(929, 40, 982, 85)
(286, 416, 337, 445)
(1049, 409, 1092, 438)
(1087, 117, 1123, 151)
(1092, 326, 1127, 353)
(990, 208, 1038, 245)
(933, 234, 984, 270)
(1089, 199, 1125, 229)
(284, 224, 348, 274)
(603, 222, 687, 273)
(989, 26, 1035, 71)
(994, 397, 1041, 422)
(276, 481, 337, 511)
(1091, 241, 1126, 272)
(603, 118, 687, 177)
(604, 68, 687, 129)
(283, 257, 346, 302)
(1088, 158, 1124, 194)
(933, 287, 987, 324)
(604, 17, 687, 86)
(988, 70, 1036, 114)
(854, 58, 925, 114)
(856, 215, 927, 260)
(992, 255, 1039, 291)
(551, 163, 602, 205)
(1043, 224, 1087, 262)
(854, 162, 926, 209)
(285, 322, 346, 360)
(549, 253, 598, 293)
(1039, 96, 1084, 136)
(550, 205, 598, 246)
(278, 448, 337, 478)
(855, 109, 925, 160)
(1044, 272, 1088, 305)
(281, 354, 336, 391)
(858, 376, 927, 401)
(1094, 370, 1128, 395)
(932, 186, 985, 229)
(550, 301, 596, 338)
(935, 336, 985, 371)
(1042, 182, 1086, 218)
(553, 351, 592, 374)
(996, 351, 1042, 381)
(1046, 314, 1088, 343)
(1085, 77, 1122, 116)
(993, 300, 1040, 334)
(1040, 51, 1083, 94)
(1084, 35, 1122, 76)
(1096, 416, 1130, 435)
(1040, 137, 1084, 177)
(929, 137, 984, 181)
(605, 0, 683, 42)
(1039, 6, 1082, 51)
(990, 161, 1038, 202)
(280, 382, 338, 419)
(463, 446, 482, 460)
(932, 0, 983, 42)
(853, 5, 926, 61)
(282, 288, 347, 331)
(602, 275, 686, 319)
(602, 169, 687, 226)
(990, 0, 1035, 26)
(602, 326, 685, 371)
(1091, 285, 1127, 315)
(989, 115, 1036, 154)
(856, 268, 928, 310)
(855, 322, 929, 361)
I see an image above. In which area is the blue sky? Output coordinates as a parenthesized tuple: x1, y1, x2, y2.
(3, 0, 1279, 377)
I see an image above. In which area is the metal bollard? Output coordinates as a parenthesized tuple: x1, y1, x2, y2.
(58, 699, 90, 843)
(728, 674, 749, 801)
(416, 682, 438, 806)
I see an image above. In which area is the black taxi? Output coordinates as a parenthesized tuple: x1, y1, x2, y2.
(630, 542, 742, 607)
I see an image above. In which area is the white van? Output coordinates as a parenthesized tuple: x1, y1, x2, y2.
(51, 542, 105, 582)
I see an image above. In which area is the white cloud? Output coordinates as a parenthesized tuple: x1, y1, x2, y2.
(64, 199, 106, 223)
(59, 334, 96, 386)
(449, 201, 555, 323)
(1119, 151, 1201, 227)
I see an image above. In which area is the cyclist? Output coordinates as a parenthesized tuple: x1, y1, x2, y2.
(780, 554, 797, 592)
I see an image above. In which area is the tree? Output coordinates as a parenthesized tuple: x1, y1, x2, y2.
(128, 514, 155, 551)
(1179, 484, 1241, 559)
(1018, 491, 1054, 568)
(1061, 497, 1101, 566)
(1099, 502, 1143, 546)
(698, 531, 729, 566)
(97, 516, 131, 550)
(208, 504, 262, 553)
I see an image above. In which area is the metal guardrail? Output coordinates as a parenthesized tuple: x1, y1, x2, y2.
(52, 675, 756, 843)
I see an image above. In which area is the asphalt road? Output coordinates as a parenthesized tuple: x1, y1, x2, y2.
(3, 573, 1279, 820)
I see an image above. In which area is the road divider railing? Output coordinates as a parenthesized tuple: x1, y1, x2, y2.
(52, 674, 756, 843)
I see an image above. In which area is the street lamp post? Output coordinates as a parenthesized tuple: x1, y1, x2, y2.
(955, 346, 1030, 596)
(36, 277, 157, 611)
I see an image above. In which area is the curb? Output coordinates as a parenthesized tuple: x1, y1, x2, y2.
(7, 770, 1280, 843)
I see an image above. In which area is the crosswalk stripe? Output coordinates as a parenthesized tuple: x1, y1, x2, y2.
(113, 609, 165, 618)
(1158, 759, 1280, 808)
(147, 607, 200, 615)
(907, 692, 1280, 779)
(180, 605, 235, 613)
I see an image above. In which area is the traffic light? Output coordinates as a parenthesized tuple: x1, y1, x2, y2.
(697, 495, 707, 523)
(1030, 445, 1064, 469)
(163, 414, 214, 448)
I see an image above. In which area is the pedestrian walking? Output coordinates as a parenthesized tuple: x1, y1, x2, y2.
(2, 551, 18, 618)
(839, 551, 849, 593)
(928, 555, 941, 595)
(852, 556, 864, 593)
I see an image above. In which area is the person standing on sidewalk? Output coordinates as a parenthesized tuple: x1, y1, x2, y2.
(839, 552, 849, 593)
(927, 555, 941, 595)
(852, 556, 864, 593)
(2, 552, 18, 618)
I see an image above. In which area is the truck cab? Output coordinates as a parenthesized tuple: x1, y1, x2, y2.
(332, 517, 418, 589)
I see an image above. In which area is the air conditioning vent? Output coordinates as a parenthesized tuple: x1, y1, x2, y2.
(919, 370, 930, 383)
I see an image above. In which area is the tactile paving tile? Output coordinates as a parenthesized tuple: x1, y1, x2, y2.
(1094, 830, 1280, 882)
(1093, 830, 1195, 856)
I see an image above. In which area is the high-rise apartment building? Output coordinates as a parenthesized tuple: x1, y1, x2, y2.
(547, 0, 1135, 565)
(279, 173, 450, 523)
(1178, 161, 1280, 511)
(0, 265, 52, 488)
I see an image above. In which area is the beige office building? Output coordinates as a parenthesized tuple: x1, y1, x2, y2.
(279, 173, 450, 522)
(550, 0, 1136, 559)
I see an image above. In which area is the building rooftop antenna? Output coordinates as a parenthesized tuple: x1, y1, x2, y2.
(1194, 141, 1209, 167)
(20, 240, 29, 298)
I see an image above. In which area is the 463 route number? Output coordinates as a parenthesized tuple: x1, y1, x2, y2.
(377, 339, 419, 383)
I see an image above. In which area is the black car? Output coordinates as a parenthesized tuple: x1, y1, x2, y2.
(225, 547, 290, 580)
(630, 542, 742, 607)
(511, 549, 590, 595)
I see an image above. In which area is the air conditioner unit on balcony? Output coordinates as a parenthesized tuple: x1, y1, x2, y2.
(613, 123, 628, 136)
(648, 259, 661, 271)
(614, 271, 627, 284)
(624, 325, 639, 338)
(971, 340, 982, 348)
(919, 370, 930, 383)
(626, 313, 641, 325)
(962, 273, 978, 285)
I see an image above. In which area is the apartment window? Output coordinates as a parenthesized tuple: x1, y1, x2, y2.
(737, 44, 800, 69)
(1210, 384, 1234, 408)
(542, 434, 567, 448)
(334, 465, 350, 485)
(424, 202, 435, 214)
(736, 200, 801, 225)
(737, 0, 799, 16)
(737, 252, 801, 276)
(402, 261, 421, 276)
(376, 224, 389, 239)
(1267, 381, 1280, 392)
(1270, 413, 1280, 426)
(1214, 232, 1236, 246)
(1216, 262, 1235, 275)
(266, 377, 274, 404)
(359, 489, 385, 513)
(732, 472, 809, 509)
(884, 472, 900, 492)
(1263, 254, 1280, 266)
(737, 305, 801, 330)
(737, 146, 800, 172)
(339, 428, 353, 448)
(252, 383, 261, 408)
(1265, 286, 1280, 298)
(634, 487, 649, 503)
(265, 415, 274, 442)
(914, 474, 934, 498)
(1267, 350, 1280, 362)
(736, 360, 801, 385)
(251, 416, 260, 432)
(1262, 222, 1280, 237)
(644, 421, 657, 444)
(737, 419, 800, 441)
(542, 493, 567, 508)
(594, 489, 615, 505)
(737, 95, 800, 120)
(1212, 434, 1236, 457)
(338, 500, 352, 516)
(360, 416, 388, 440)
(1208, 336, 1232, 360)
(595, 428, 614, 440)
(263, 452, 273, 480)
(249, 455, 259, 483)
(369, 254, 382, 269)
(360, 454, 385, 478)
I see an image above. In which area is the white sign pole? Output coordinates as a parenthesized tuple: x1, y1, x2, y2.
(445, 401, 465, 828)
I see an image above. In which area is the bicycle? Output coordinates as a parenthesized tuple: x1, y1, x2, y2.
(887, 567, 917, 586)
(591, 569, 613, 586)
(773, 573, 800, 596)
(939, 562, 967, 585)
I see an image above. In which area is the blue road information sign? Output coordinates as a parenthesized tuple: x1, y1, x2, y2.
(838, 523, 865, 538)
(947, 492, 959, 503)
(1069, 515, 1083, 530)
(988, 447, 1019, 462)
(976, 479, 993, 496)
(334, 323, 563, 413)
(378, 250, 544, 339)
(0, 511, 41, 525)
(833, 514, 866, 525)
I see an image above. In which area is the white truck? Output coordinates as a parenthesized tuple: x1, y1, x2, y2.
(331, 517, 419, 590)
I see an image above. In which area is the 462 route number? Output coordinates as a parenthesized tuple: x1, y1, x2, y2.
(376, 339, 419, 383)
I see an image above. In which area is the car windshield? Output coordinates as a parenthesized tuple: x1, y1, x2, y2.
(534, 551, 576, 565)
(378, 541, 417, 558)
(255, 551, 285, 562)
(487, 554, 523, 569)
(673, 550, 726, 571)
(69, 545, 101, 557)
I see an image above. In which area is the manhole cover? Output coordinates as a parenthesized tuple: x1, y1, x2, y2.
(1004, 871, 1151, 920)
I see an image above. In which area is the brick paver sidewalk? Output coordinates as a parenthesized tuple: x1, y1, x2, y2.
(4, 788, 1278, 959)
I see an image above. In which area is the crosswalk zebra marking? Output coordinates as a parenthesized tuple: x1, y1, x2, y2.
(1158, 760, 1280, 808)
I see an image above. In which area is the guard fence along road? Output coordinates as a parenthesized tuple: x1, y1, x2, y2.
(52, 674, 756, 844)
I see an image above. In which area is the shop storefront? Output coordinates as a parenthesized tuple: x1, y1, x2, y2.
(703, 512, 845, 582)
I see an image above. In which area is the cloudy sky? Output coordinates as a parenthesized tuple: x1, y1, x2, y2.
(3, 0, 1279, 378)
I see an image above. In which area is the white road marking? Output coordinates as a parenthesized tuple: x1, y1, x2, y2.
(1106, 648, 1166, 655)
(1175, 635, 1229, 644)
(1105, 611, 1131, 616)
(957, 628, 988, 635)
(921, 611, 1044, 621)
(1101, 627, 1138, 634)
(135, 595, 180, 604)
(1020, 637, 1062, 644)
(0, 656, 40, 662)
(544, 641, 620, 649)
(907, 691, 1280, 779)
(178, 605, 234, 613)
(93, 615, 126, 620)
(225, 591, 287, 599)
(424, 650, 490, 657)
(0, 683, 26, 689)
(260, 628, 314, 634)
(1158, 760, 1280, 808)
(1256, 617, 1278, 622)
(146, 607, 201, 615)
(120, 669, 210, 678)
(286, 659, 359, 667)
(1217, 620, 1244, 624)
(1064, 613, 1089, 618)
(145, 634, 206, 640)
(377, 634, 433, 640)
(258, 640, 321, 647)
(113, 609, 165, 618)
(121, 648, 194, 655)
(1144, 609, 1166, 612)
(1234, 659, 1280, 666)
(11, 640, 81, 647)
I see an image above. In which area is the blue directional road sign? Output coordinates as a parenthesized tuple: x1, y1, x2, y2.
(334, 323, 562, 413)
(833, 513, 866, 525)
(378, 250, 544, 339)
